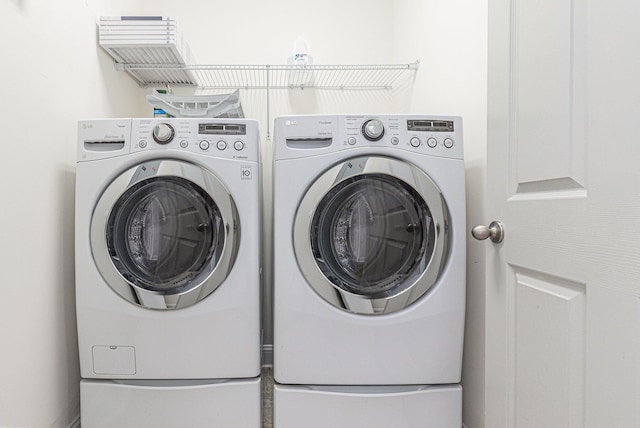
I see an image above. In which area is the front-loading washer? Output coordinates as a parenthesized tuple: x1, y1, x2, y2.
(76, 118, 261, 427)
(272, 115, 465, 427)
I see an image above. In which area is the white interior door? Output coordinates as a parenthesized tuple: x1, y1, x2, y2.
(485, 0, 640, 427)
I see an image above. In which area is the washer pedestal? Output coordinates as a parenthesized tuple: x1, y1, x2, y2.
(274, 383, 462, 428)
(81, 378, 261, 428)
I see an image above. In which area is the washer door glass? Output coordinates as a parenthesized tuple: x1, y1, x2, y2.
(91, 160, 240, 310)
(294, 156, 450, 315)
(312, 174, 433, 298)
(107, 176, 224, 294)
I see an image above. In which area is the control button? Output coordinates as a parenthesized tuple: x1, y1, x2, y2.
(347, 137, 357, 145)
(199, 140, 210, 151)
(410, 137, 421, 148)
(138, 140, 147, 149)
(390, 137, 399, 145)
(216, 140, 228, 151)
(362, 119, 385, 141)
(152, 123, 175, 144)
(427, 137, 438, 148)
(444, 138, 454, 148)
(180, 140, 188, 148)
(233, 140, 245, 151)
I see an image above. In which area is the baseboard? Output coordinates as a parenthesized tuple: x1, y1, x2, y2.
(261, 343, 273, 367)
(67, 414, 81, 428)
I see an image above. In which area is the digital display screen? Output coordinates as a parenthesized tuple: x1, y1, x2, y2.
(199, 123, 246, 135)
(407, 120, 454, 132)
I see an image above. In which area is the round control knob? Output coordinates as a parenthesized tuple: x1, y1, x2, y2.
(362, 119, 385, 141)
(426, 137, 438, 148)
(138, 140, 147, 149)
(444, 138, 454, 148)
(347, 137, 357, 145)
(233, 141, 245, 151)
(410, 137, 421, 147)
(390, 137, 399, 145)
(216, 140, 228, 151)
(199, 140, 210, 151)
(152, 123, 175, 144)
(180, 140, 188, 148)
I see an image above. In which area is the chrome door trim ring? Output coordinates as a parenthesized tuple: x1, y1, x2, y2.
(293, 155, 450, 315)
(90, 159, 240, 310)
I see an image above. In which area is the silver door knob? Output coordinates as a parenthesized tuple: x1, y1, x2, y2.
(471, 221, 504, 243)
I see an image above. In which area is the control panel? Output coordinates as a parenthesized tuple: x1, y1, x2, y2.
(341, 115, 463, 159)
(78, 118, 259, 163)
(274, 115, 463, 161)
(129, 119, 258, 162)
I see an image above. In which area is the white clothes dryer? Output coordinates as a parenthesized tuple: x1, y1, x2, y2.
(272, 115, 465, 427)
(76, 118, 261, 427)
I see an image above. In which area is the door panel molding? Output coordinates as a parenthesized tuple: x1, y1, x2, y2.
(507, 265, 586, 428)
(509, 0, 587, 199)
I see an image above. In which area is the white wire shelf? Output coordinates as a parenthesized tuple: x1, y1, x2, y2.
(115, 62, 420, 90)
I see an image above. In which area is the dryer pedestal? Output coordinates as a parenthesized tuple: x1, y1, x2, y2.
(274, 383, 461, 428)
(272, 115, 466, 426)
(81, 378, 261, 428)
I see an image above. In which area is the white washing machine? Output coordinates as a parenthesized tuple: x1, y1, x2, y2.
(76, 118, 261, 427)
(272, 115, 465, 427)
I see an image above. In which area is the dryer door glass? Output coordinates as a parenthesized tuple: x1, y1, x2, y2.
(107, 176, 225, 294)
(91, 159, 240, 310)
(293, 155, 450, 315)
(311, 174, 434, 297)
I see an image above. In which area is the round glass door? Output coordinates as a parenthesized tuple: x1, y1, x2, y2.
(311, 174, 434, 298)
(106, 176, 224, 294)
(91, 160, 240, 310)
(294, 156, 450, 315)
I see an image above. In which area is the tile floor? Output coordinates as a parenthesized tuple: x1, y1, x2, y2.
(262, 367, 274, 428)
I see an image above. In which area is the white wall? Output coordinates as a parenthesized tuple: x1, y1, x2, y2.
(0, 1, 487, 426)
(393, 1, 488, 427)
(140, 0, 394, 64)
(0, 1, 145, 426)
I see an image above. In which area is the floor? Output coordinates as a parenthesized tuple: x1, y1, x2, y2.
(262, 367, 274, 428)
